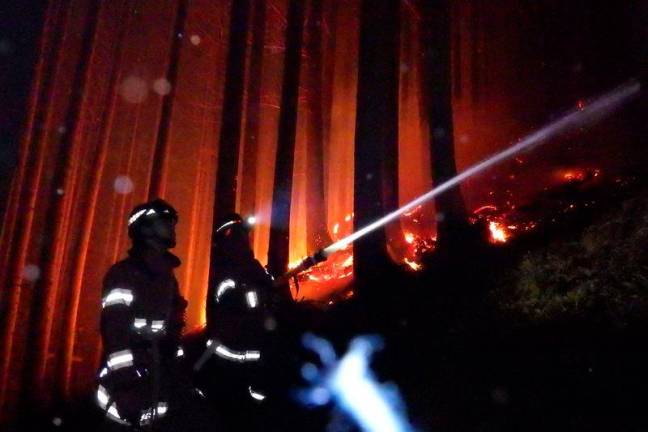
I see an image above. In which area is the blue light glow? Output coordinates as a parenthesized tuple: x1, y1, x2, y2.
(299, 334, 413, 432)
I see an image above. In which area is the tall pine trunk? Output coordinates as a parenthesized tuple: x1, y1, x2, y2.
(239, 0, 267, 219)
(212, 0, 251, 224)
(353, 0, 399, 296)
(148, 0, 188, 198)
(267, 0, 305, 278)
(24, 0, 103, 406)
(420, 0, 468, 249)
(320, 0, 338, 177)
(469, 0, 481, 104)
(304, 0, 332, 251)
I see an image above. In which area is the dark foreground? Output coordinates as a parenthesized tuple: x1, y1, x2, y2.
(10, 184, 648, 432)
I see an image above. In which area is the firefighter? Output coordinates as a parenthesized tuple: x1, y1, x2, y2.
(195, 213, 295, 429)
(96, 199, 216, 431)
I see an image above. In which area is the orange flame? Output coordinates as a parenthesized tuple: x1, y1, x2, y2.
(562, 170, 585, 182)
(403, 257, 422, 271)
(488, 221, 509, 243)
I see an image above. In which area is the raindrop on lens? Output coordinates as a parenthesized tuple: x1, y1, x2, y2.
(114, 175, 134, 194)
(153, 78, 172, 96)
(119, 76, 149, 103)
(22, 264, 41, 282)
(264, 317, 277, 331)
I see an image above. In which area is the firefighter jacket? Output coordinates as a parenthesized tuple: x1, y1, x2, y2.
(206, 258, 275, 346)
(96, 247, 188, 427)
(196, 257, 278, 404)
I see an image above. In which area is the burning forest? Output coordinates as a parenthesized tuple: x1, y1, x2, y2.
(0, 0, 646, 431)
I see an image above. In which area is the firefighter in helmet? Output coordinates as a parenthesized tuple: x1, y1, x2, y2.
(194, 213, 294, 429)
(96, 199, 216, 430)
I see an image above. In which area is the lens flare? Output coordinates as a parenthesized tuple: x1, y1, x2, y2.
(298, 334, 413, 432)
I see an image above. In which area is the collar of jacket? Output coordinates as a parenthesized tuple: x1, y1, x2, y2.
(128, 246, 181, 273)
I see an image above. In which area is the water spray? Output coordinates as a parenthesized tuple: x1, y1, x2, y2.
(278, 79, 640, 282)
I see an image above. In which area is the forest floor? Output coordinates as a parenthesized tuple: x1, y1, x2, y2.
(353, 174, 648, 432)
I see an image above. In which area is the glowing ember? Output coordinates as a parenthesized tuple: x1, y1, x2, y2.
(290, 159, 608, 301)
(488, 221, 509, 243)
(563, 170, 586, 182)
(474, 205, 498, 214)
(287, 211, 357, 300)
(403, 258, 421, 271)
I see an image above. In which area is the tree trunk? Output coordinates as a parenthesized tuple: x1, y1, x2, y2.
(420, 0, 469, 249)
(304, 0, 332, 251)
(239, 0, 266, 220)
(469, 0, 481, 104)
(23, 0, 103, 406)
(451, 1, 462, 99)
(212, 0, 251, 225)
(353, 0, 399, 294)
(148, 0, 188, 199)
(267, 0, 305, 277)
(320, 0, 337, 176)
(0, 0, 70, 414)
